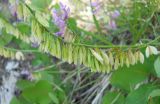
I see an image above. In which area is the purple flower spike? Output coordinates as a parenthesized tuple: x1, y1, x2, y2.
(93, 5, 101, 14)
(111, 10, 120, 19)
(55, 31, 63, 36)
(52, 2, 70, 37)
(91, 2, 99, 7)
(31, 42, 39, 48)
(9, 4, 17, 17)
(91, 0, 101, 14)
(9, 0, 19, 18)
(20, 70, 34, 81)
(108, 20, 117, 29)
(59, 2, 70, 20)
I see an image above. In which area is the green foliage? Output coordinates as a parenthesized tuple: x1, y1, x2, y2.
(22, 80, 52, 104)
(32, 53, 52, 66)
(30, 0, 52, 11)
(102, 56, 160, 104)
(12, 68, 68, 104)
(125, 84, 157, 104)
(111, 68, 148, 92)
(102, 91, 125, 104)
(0, 29, 13, 46)
(110, 57, 155, 91)
(149, 89, 160, 98)
(16, 22, 31, 35)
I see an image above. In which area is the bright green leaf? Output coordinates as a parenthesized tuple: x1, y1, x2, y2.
(30, 0, 52, 11)
(110, 68, 148, 92)
(148, 89, 160, 98)
(102, 91, 125, 104)
(49, 93, 59, 104)
(16, 22, 31, 35)
(125, 84, 157, 104)
(111, 56, 155, 92)
(16, 80, 35, 90)
(35, 12, 49, 27)
(22, 80, 52, 104)
(0, 29, 13, 46)
(10, 97, 21, 104)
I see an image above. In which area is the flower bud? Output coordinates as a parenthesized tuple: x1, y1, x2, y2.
(114, 57, 119, 70)
(139, 51, 144, 64)
(101, 50, 109, 65)
(108, 52, 114, 65)
(128, 50, 135, 65)
(15, 51, 24, 60)
(119, 52, 124, 67)
(146, 46, 158, 58)
(125, 54, 130, 67)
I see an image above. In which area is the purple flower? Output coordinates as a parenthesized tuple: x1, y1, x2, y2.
(91, 0, 101, 14)
(20, 70, 34, 81)
(9, 0, 19, 18)
(30, 36, 40, 48)
(60, 2, 70, 20)
(107, 10, 120, 30)
(14, 89, 22, 97)
(52, 2, 70, 36)
(31, 42, 40, 48)
(91, 2, 99, 7)
(111, 10, 120, 19)
(108, 20, 117, 29)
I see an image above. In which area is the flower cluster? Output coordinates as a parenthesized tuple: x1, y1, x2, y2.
(108, 10, 120, 29)
(9, 0, 19, 18)
(91, 1, 101, 14)
(52, 2, 70, 36)
(20, 70, 33, 81)
(145, 46, 158, 58)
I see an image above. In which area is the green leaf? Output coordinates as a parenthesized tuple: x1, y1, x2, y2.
(35, 12, 49, 27)
(30, 0, 52, 11)
(110, 68, 148, 92)
(16, 80, 35, 90)
(154, 56, 160, 77)
(0, 29, 13, 46)
(16, 22, 31, 35)
(22, 80, 52, 104)
(32, 53, 52, 66)
(125, 84, 157, 104)
(14, 40, 31, 49)
(11, 96, 31, 104)
(10, 97, 21, 104)
(54, 90, 68, 104)
(148, 89, 160, 98)
(35, 71, 54, 83)
(67, 18, 79, 35)
(102, 91, 125, 104)
(148, 97, 160, 104)
(49, 93, 59, 104)
(111, 56, 155, 92)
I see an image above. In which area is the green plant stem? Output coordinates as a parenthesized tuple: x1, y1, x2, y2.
(73, 35, 160, 49)
(111, 93, 121, 104)
(89, 0, 102, 34)
(3, 46, 40, 53)
(34, 61, 65, 72)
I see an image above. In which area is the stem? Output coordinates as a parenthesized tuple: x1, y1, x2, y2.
(3, 47, 40, 53)
(89, 0, 102, 34)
